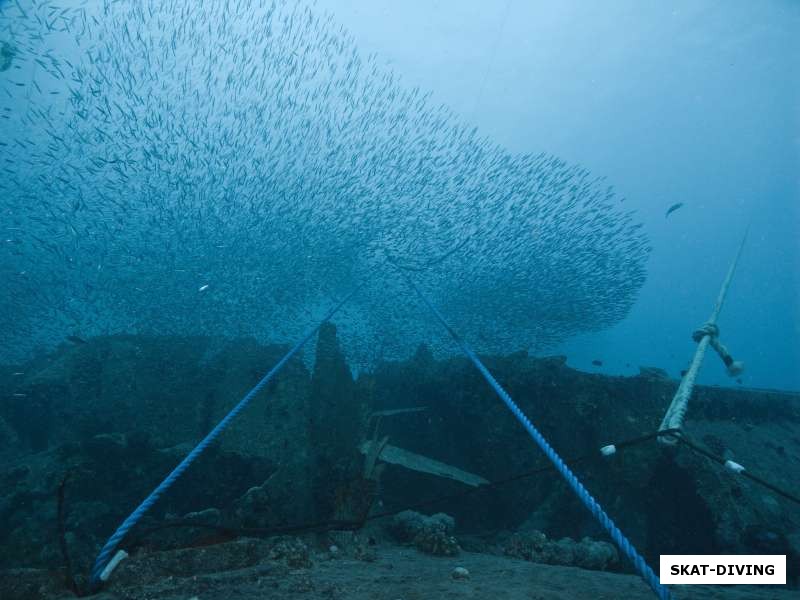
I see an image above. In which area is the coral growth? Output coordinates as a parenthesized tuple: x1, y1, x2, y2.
(267, 537, 311, 569)
(504, 531, 618, 571)
(390, 510, 460, 556)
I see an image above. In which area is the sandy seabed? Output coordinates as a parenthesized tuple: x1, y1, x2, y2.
(1, 537, 794, 600)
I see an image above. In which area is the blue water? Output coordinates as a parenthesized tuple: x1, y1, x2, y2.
(319, 0, 799, 390)
(1, 0, 797, 390)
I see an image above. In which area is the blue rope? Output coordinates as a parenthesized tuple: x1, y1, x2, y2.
(89, 289, 357, 588)
(402, 273, 671, 600)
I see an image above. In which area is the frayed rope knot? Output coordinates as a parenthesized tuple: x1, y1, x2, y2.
(691, 323, 744, 378)
(691, 322, 719, 342)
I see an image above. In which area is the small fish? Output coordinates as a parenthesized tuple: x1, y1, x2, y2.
(665, 202, 684, 218)
(66, 335, 87, 345)
(0, 0, 654, 365)
(591, 359, 603, 366)
(680, 369, 687, 377)
(736, 378, 742, 384)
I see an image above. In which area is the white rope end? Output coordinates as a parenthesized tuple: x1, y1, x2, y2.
(600, 444, 617, 457)
(99, 549, 128, 582)
(724, 460, 745, 474)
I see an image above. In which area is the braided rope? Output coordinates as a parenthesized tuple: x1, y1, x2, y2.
(402, 273, 671, 600)
(89, 288, 358, 587)
(659, 228, 748, 443)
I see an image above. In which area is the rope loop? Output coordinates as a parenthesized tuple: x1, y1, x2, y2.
(692, 322, 719, 343)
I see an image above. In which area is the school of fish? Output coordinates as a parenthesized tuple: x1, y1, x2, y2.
(0, 0, 651, 368)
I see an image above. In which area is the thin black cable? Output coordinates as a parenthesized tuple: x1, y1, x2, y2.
(57, 471, 81, 597)
(670, 433, 800, 506)
(109, 427, 800, 556)
(125, 428, 679, 548)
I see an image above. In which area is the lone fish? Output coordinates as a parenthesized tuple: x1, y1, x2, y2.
(665, 202, 684, 218)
